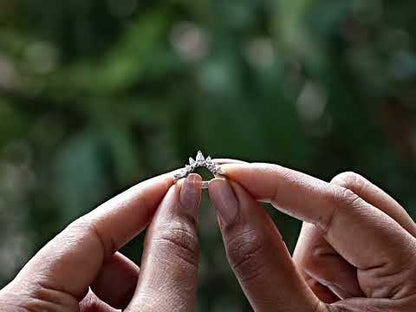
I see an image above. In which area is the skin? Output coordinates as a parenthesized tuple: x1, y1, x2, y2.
(209, 163, 416, 312)
(1, 161, 415, 311)
(0, 171, 203, 312)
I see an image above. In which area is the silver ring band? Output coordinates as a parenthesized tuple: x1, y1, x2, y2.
(174, 151, 225, 188)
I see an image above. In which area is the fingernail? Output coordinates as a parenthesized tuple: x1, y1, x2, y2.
(180, 173, 202, 219)
(208, 179, 239, 225)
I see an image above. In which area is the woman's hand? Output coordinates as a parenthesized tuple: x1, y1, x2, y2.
(0, 172, 203, 312)
(208, 163, 416, 312)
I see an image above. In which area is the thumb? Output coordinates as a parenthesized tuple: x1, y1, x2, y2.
(208, 178, 324, 312)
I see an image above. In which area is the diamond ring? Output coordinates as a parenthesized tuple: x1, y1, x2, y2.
(174, 151, 225, 188)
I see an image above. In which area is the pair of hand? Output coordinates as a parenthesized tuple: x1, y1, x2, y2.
(0, 161, 415, 312)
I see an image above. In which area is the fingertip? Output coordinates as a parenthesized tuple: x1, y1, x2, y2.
(212, 158, 250, 165)
(179, 173, 202, 220)
(217, 178, 254, 206)
(208, 178, 239, 225)
(207, 178, 231, 199)
(188, 173, 203, 186)
(219, 163, 249, 176)
(176, 173, 202, 187)
(207, 177, 224, 191)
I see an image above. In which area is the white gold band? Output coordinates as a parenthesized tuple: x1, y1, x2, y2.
(174, 151, 225, 188)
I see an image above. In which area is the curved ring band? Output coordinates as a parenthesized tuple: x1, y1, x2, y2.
(174, 151, 225, 189)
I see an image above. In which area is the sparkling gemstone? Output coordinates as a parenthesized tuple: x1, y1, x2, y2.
(174, 150, 224, 181)
(196, 150, 205, 163)
(189, 157, 195, 165)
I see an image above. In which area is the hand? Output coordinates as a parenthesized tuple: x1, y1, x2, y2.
(0, 172, 203, 312)
(208, 163, 416, 312)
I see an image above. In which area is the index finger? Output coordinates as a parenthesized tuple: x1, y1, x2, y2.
(11, 171, 177, 300)
(222, 163, 416, 271)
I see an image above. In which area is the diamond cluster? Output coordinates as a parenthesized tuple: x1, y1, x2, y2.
(174, 151, 224, 180)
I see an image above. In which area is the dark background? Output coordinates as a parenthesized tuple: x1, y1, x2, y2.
(0, 0, 415, 310)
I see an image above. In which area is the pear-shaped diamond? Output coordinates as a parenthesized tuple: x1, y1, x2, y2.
(174, 150, 224, 182)
(189, 157, 195, 165)
(196, 150, 205, 163)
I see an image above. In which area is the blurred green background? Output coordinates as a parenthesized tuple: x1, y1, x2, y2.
(0, 0, 415, 310)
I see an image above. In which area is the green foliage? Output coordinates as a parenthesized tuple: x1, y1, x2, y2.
(0, 0, 415, 310)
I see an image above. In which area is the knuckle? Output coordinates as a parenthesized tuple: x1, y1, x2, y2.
(321, 186, 361, 232)
(69, 217, 114, 256)
(226, 229, 266, 282)
(304, 244, 333, 273)
(331, 171, 365, 192)
(65, 217, 95, 239)
(328, 185, 361, 208)
(3, 281, 79, 312)
(154, 222, 199, 267)
(65, 218, 91, 241)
